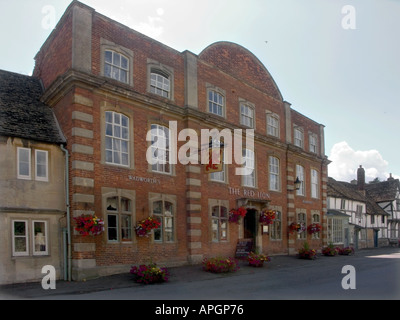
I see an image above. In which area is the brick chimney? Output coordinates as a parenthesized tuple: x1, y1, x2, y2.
(357, 165, 365, 191)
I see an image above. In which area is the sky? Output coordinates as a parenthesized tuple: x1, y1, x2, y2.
(1, 0, 399, 183)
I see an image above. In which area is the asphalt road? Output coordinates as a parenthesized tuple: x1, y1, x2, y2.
(35, 247, 400, 301)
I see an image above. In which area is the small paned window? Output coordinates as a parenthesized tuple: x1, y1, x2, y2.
(104, 50, 129, 83)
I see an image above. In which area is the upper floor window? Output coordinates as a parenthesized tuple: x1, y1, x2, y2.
(104, 50, 129, 84)
(208, 90, 225, 117)
(150, 124, 171, 174)
(17, 147, 31, 180)
(242, 149, 255, 188)
(105, 111, 129, 167)
(294, 127, 304, 148)
(240, 104, 254, 128)
(296, 164, 305, 196)
(267, 114, 280, 138)
(309, 133, 318, 153)
(311, 169, 319, 198)
(269, 156, 280, 191)
(150, 70, 170, 98)
(17, 147, 48, 182)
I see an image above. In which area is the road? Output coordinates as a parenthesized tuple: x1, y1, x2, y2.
(39, 248, 400, 300)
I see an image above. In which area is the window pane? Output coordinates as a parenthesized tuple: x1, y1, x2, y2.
(105, 50, 112, 63)
(154, 216, 162, 241)
(13, 221, 27, 254)
(33, 221, 47, 253)
(121, 215, 131, 241)
(107, 215, 118, 241)
(212, 219, 218, 241)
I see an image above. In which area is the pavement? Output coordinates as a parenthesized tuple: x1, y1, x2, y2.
(1, 246, 399, 300)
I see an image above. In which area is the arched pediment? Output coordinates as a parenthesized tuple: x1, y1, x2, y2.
(199, 41, 283, 101)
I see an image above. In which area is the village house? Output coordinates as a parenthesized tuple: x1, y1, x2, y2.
(0, 70, 67, 285)
(1, 0, 329, 282)
(327, 166, 395, 249)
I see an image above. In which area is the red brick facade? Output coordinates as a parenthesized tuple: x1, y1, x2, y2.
(34, 1, 329, 280)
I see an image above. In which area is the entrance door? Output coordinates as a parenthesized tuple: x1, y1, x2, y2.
(244, 209, 257, 244)
(374, 230, 378, 248)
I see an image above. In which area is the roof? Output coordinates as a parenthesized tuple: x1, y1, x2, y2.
(365, 179, 400, 202)
(327, 177, 388, 216)
(0, 69, 65, 144)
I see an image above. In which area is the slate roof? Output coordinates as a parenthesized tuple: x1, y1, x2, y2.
(0, 69, 65, 144)
(327, 177, 388, 216)
(365, 179, 400, 202)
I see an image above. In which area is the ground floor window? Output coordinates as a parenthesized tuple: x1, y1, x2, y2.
(152, 199, 174, 242)
(297, 212, 307, 240)
(211, 205, 228, 242)
(104, 190, 135, 242)
(270, 211, 282, 240)
(328, 218, 343, 244)
(12, 219, 48, 256)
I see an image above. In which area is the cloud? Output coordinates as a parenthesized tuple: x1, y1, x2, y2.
(328, 141, 397, 182)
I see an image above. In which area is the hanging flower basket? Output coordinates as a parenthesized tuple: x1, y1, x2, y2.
(135, 217, 161, 237)
(307, 223, 322, 235)
(73, 214, 104, 236)
(228, 207, 247, 224)
(289, 222, 306, 234)
(247, 252, 271, 267)
(259, 210, 276, 225)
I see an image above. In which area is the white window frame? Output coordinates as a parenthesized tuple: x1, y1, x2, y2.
(150, 124, 171, 174)
(294, 127, 304, 148)
(150, 70, 171, 98)
(269, 156, 280, 191)
(267, 114, 280, 138)
(17, 147, 31, 180)
(12, 220, 29, 256)
(296, 165, 305, 196)
(35, 150, 48, 182)
(105, 111, 130, 167)
(208, 90, 225, 117)
(152, 199, 175, 243)
(309, 133, 318, 153)
(297, 212, 307, 240)
(104, 50, 129, 84)
(311, 169, 319, 198)
(242, 149, 256, 188)
(240, 103, 254, 128)
(32, 220, 48, 256)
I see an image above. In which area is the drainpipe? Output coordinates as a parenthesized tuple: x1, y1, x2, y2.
(60, 144, 72, 281)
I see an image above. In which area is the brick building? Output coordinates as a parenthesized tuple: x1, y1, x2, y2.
(32, 1, 329, 280)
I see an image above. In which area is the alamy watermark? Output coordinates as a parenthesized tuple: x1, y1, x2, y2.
(41, 265, 56, 290)
(341, 265, 356, 290)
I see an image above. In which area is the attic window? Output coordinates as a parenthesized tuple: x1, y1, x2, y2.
(104, 50, 129, 84)
(150, 70, 170, 98)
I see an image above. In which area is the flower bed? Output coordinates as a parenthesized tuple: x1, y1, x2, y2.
(322, 243, 339, 256)
(203, 257, 239, 273)
(298, 242, 317, 260)
(73, 214, 104, 236)
(247, 252, 271, 267)
(130, 263, 169, 284)
(338, 246, 355, 255)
